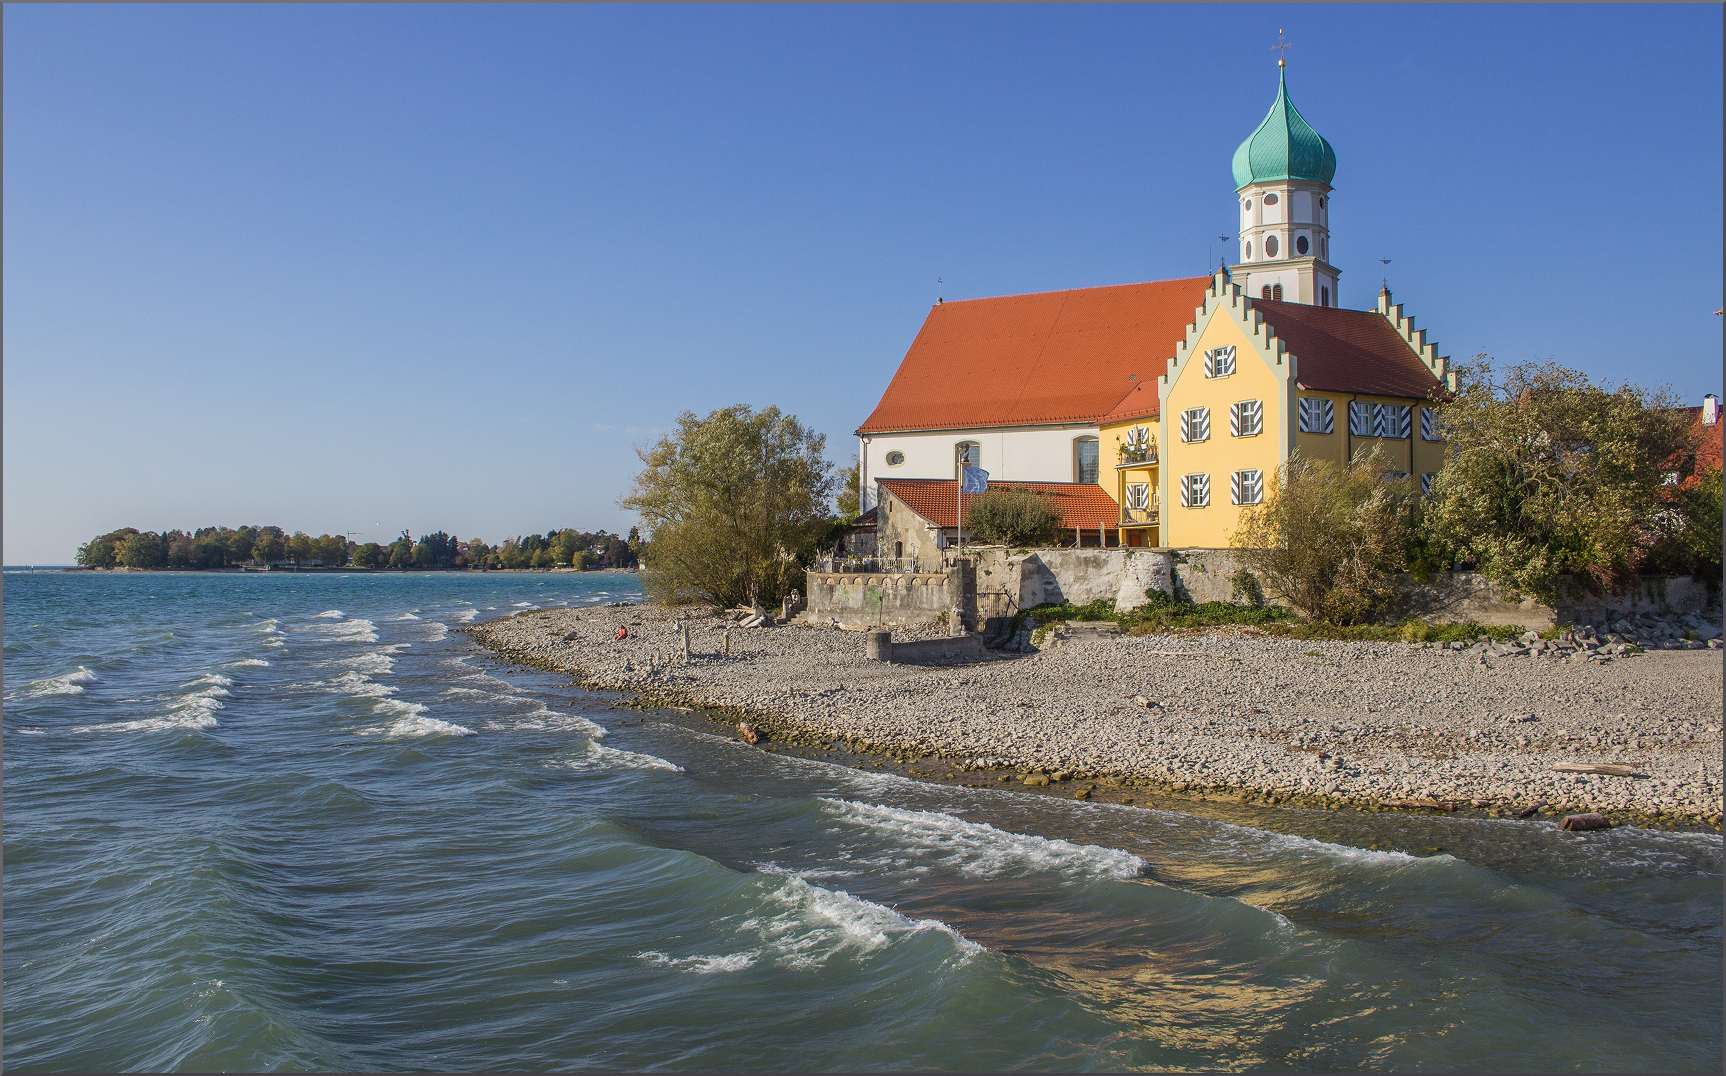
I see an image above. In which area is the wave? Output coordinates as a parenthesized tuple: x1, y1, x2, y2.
(70, 712, 221, 734)
(424, 622, 448, 641)
(553, 740, 681, 773)
(300, 618, 379, 644)
(511, 602, 534, 608)
(388, 613, 422, 621)
(1207, 821, 1444, 867)
(745, 875, 982, 970)
(635, 950, 757, 974)
(225, 658, 270, 668)
(361, 699, 475, 739)
(451, 609, 479, 624)
(486, 707, 607, 738)
(185, 673, 234, 689)
(313, 609, 344, 619)
(16, 666, 100, 698)
(329, 670, 397, 699)
(821, 799, 1146, 880)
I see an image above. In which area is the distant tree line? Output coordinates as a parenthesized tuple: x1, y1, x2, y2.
(76, 525, 640, 571)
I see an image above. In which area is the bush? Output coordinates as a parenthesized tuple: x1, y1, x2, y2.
(1232, 447, 1416, 624)
(964, 488, 1066, 547)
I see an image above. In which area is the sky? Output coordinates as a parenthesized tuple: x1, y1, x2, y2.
(5, 4, 1721, 563)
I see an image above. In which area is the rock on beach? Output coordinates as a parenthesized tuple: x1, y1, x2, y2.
(468, 604, 1725, 826)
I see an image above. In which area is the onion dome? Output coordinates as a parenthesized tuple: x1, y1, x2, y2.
(1232, 69, 1336, 190)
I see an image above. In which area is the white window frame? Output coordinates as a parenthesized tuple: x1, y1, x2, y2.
(1180, 473, 1210, 508)
(1125, 483, 1150, 510)
(1349, 400, 1374, 437)
(1203, 346, 1236, 379)
(1230, 399, 1264, 437)
(1231, 468, 1264, 506)
(1180, 407, 1211, 443)
(1370, 403, 1411, 440)
(1298, 397, 1334, 434)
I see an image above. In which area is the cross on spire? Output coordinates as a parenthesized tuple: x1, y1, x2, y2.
(1273, 28, 1291, 68)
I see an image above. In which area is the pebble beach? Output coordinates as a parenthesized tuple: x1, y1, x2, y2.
(470, 603, 1725, 827)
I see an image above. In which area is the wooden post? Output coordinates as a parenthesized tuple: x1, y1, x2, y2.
(679, 623, 690, 664)
(723, 629, 731, 657)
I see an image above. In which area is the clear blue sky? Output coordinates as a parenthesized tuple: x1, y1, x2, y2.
(5, 4, 1721, 563)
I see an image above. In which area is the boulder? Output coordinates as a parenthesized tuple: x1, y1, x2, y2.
(1559, 813, 1611, 831)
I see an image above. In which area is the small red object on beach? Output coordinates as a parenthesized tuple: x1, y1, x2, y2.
(614, 626, 629, 641)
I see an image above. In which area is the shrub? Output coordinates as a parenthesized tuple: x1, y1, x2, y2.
(964, 488, 1066, 547)
(1232, 446, 1416, 624)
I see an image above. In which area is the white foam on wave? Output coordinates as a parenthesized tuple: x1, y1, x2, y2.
(225, 659, 270, 668)
(71, 712, 221, 734)
(300, 618, 379, 644)
(1205, 820, 1441, 867)
(511, 602, 534, 608)
(424, 622, 448, 641)
(744, 875, 982, 970)
(485, 706, 608, 737)
(635, 950, 757, 974)
(329, 670, 397, 699)
(359, 698, 475, 739)
(820, 799, 1146, 880)
(552, 739, 680, 772)
(451, 609, 480, 624)
(17, 666, 100, 698)
(185, 673, 234, 689)
(313, 609, 344, 619)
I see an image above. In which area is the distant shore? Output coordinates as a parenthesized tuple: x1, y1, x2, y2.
(64, 565, 640, 574)
(468, 604, 1725, 828)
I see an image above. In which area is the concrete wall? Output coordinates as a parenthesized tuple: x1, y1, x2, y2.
(804, 571, 955, 629)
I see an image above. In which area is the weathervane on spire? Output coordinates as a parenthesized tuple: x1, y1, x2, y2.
(1273, 28, 1291, 67)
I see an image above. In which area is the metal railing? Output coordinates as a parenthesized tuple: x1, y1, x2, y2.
(1116, 445, 1158, 467)
(1119, 505, 1160, 528)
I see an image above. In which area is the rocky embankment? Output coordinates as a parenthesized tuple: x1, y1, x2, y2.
(469, 604, 1725, 827)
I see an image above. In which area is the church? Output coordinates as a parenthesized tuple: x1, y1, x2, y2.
(854, 64, 1454, 559)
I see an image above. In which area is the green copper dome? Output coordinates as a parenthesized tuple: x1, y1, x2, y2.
(1232, 69, 1336, 190)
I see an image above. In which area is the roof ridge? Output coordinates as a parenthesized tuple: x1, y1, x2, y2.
(930, 275, 1212, 306)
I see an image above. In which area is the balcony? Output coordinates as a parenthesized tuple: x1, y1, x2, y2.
(1115, 445, 1158, 468)
(1119, 504, 1160, 528)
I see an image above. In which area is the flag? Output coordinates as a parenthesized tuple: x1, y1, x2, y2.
(960, 466, 990, 494)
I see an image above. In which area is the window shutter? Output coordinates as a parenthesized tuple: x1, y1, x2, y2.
(1421, 407, 1444, 442)
(1127, 483, 1149, 510)
(1350, 401, 1373, 437)
(1319, 398, 1333, 433)
(1230, 403, 1243, 437)
(1195, 474, 1210, 506)
(1230, 470, 1243, 504)
(1203, 346, 1235, 378)
(1420, 472, 1436, 495)
(1180, 475, 1193, 508)
(1230, 469, 1263, 505)
(1299, 397, 1334, 434)
(1393, 405, 1412, 439)
(1183, 408, 1210, 442)
(1243, 400, 1262, 435)
(1197, 408, 1210, 441)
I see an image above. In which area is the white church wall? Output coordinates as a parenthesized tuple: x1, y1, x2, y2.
(859, 424, 1101, 510)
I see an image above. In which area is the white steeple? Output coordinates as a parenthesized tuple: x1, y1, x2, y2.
(1229, 63, 1340, 308)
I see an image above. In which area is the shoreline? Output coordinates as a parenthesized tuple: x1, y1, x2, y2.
(466, 604, 1725, 830)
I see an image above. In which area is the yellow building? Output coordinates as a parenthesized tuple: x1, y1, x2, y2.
(1098, 271, 1454, 548)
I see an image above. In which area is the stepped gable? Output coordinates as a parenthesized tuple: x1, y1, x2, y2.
(857, 276, 1212, 435)
(879, 477, 1120, 530)
(1253, 299, 1447, 399)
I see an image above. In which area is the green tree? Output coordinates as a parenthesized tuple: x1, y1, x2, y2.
(1233, 447, 1417, 624)
(118, 531, 168, 569)
(287, 532, 317, 566)
(388, 531, 415, 569)
(351, 542, 385, 568)
(1422, 358, 1693, 601)
(252, 530, 286, 565)
(836, 456, 861, 521)
(228, 527, 257, 564)
(963, 487, 1065, 546)
(314, 534, 349, 566)
(77, 528, 137, 568)
(621, 404, 835, 607)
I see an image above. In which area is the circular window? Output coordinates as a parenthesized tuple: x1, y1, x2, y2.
(1318, 197, 1326, 208)
(1263, 193, 1279, 206)
(885, 451, 905, 466)
(1296, 235, 1309, 255)
(1264, 235, 1279, 258)
(1245, 241, 1253, 259)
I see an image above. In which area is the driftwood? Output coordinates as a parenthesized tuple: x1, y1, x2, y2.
(737, 721, 760, 745)
(1551, 762, 1638, 776)
(1559, 813, 1612, 831)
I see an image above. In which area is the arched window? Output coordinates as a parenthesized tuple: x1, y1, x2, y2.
(954, 441, 980, 478)
(1295, 235, 1309, 256)
(1261, 285, 1272, 299)
(1265, 235, 1279, 258)
(1074, 437, 1100, 484)
(1272, 284, 1283, 300)
(1320, 286, 1330, 307)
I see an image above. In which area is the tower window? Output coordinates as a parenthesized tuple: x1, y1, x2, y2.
(1321, 286, 1329, 307)
(1263, 193, 1279, 206)
(1296, 235, 1309, 255)
(1261, 285, 1272, 299)
(1318, 197, 1325, 208)
(1265, 235, 1279, 258)
(1245, 241, 1252, 259)
(1272, 284, 1283, 300)
(1243, 199, 1252, 210)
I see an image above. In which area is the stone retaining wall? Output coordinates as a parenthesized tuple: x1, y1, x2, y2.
(803, 570, 957, 629)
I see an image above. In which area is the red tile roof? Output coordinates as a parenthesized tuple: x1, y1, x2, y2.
(1254, 300, 1447, 399)
(1100, 378, 1162, 424)
(857, 277, 1212, 435)
(878, 478, 1122, 530)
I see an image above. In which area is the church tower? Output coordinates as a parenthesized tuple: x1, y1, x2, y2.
(1230, 63, 1340, 307)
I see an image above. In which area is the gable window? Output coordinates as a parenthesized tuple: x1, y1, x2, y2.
(1203, 346, 1236, 378)
(1230, 399, 1264, 437)
(1231, 469, 1264, 505)
(1265, 235, 1279, 258)
(1074, 437, 1100, 484)
(1298, 396, 1334, 434)
(1272, 284, 1283, 300)
(1180, 473, 1210, 508)
(954, 441, 980, 477)
(1420, 407, 1445, 442)
(1180, 407, 1211, 443)
(886, 451, 905, 466)
(1125, 483, 1151, 510)
(1296, 235, 1309, 255)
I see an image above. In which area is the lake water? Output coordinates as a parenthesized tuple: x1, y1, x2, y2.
(4, 570, 1720, 1071)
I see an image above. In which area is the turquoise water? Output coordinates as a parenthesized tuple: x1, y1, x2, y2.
(4, 570, 1720, 1072)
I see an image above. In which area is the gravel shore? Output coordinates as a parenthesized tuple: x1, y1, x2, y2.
(469, 604, 1725, 827)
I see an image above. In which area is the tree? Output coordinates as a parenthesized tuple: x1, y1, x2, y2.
(77, 528, 137, 568)
(1233, 447, 1417, 624)
(287, 532, 317, 566)
(118, 531, 168, 569)
(388, 531, 415, 569)
(314, 534, 350, 566)
(228, 527, 256, 564)
(622, 404, 835, 607)
(252, 530, 286, 565)
(1421, 358, 1693, 601)
(351, 542, 385, 568)
(964, 487, 1065, 546)
(194, 533, 229, 568)
(165, 531, 197, 569)
(836, 456, 861, 521)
